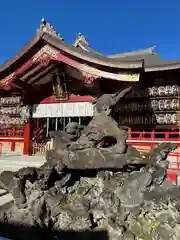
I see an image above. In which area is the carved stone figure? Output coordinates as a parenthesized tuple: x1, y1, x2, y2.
(0, 87, 180, 240)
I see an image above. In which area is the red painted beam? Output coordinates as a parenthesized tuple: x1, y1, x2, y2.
(40, 94, 95, 104)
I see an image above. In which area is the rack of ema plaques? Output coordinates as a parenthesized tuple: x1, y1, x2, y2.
(0, 96, 29, 154)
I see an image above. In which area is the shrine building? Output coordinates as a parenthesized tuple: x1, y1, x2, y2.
(0, 19, 180, 181)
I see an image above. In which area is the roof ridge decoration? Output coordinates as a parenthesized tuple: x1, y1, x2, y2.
(74, 33, 89, 47)
(39, 18, 64, 40)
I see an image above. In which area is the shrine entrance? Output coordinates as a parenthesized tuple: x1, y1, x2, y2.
(32, 116, 92, 141)
(31, 102, 94, 155)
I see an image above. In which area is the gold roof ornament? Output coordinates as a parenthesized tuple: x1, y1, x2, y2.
(41, 17, 46, 23)
(74, 33, 89, 47)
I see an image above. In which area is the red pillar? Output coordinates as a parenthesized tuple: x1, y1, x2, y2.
(23, 122, 31, 155)
(11, 141, 15, 152)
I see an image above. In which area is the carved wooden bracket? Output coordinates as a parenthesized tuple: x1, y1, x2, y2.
(39, 56, 51, 67)
(82, 72, 99, 85)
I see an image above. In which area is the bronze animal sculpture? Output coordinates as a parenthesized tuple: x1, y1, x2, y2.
(0, 86, 179, 240)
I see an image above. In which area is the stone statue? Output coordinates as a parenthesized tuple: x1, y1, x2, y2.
(0, 86, 180, 240)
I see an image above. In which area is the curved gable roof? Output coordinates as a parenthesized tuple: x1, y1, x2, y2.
(0, 19, 144, 75)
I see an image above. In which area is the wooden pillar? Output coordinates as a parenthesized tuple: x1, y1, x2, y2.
(23, 122, 31, 155)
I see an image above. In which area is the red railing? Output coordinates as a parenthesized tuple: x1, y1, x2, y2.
(135, 146, 180, 183)
(128, 128, 180, 141)
(136, 146, 180, 169)
(167, 152, 180, 170)
(0, 128, 24, 137)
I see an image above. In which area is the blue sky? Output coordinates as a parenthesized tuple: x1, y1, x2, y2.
(0, 0, 180, 63)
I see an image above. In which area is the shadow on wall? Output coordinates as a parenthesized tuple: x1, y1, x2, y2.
(0, 221, 108, 240)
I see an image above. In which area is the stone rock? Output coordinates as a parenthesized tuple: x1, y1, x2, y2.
(0, 88, 180, 239)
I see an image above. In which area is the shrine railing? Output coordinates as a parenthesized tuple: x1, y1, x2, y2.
(32, 141, 53, 156)
(128, 129, 180, 142)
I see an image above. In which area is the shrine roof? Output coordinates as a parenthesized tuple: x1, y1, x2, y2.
(109, 46, 180, 72)
(0, 19, 143, 75)
(73, 33, 105, 58)
(1, 18, 180, 92)
(110, 46, 157, 58)
(145, 59, 180, 72)
(109, 46, 162, 66)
